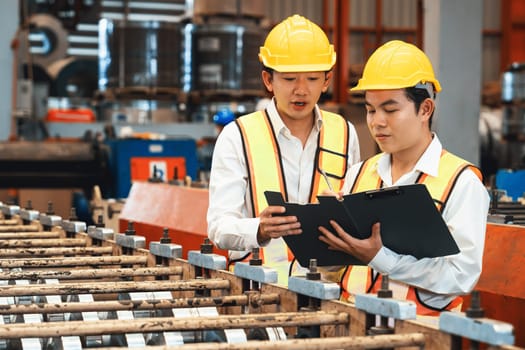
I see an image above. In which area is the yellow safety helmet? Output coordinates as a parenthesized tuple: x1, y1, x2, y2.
(351, 40, 441, 93)
(259, 14, 336, 72)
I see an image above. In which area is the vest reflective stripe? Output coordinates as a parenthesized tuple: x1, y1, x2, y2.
(340, 150, 482, 315)
(236, 111, 285, 215)
(235, 110, 349, 285)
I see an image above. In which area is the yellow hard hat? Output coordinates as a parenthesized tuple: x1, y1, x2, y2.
(259, 14, 336, 72)
(351, 40, 441, 93)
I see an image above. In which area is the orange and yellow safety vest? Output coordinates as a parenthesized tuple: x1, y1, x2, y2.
(340, 150, 483, 315)
(232, 109, 350, 284)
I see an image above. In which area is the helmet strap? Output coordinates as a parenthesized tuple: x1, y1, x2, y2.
(415, 82, 435, 99)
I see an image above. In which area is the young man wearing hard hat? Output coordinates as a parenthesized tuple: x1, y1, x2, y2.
(318, 40, 490, 315)
(207, 14, 361, 285)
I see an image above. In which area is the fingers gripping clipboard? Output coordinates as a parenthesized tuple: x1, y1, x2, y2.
(264, 184, 460, 267)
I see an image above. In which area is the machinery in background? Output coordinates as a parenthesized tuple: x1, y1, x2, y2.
(500, 62, 525, 170)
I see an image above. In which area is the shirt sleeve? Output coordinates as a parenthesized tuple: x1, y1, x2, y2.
(368, 169, 490, 294)
(206, 123, 261, 251)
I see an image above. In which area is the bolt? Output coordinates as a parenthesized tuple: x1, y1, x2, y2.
(160, 227, 171, 244)
(306, 259, 321, 280)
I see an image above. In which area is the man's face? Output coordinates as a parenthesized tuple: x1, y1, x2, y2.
(364, 89, 433, 155)
(262, 70, 331, 123)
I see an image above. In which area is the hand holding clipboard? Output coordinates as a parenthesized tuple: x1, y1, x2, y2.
(264, 184, 460, 267)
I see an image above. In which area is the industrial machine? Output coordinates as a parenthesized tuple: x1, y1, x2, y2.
(0, 200, 520, 349)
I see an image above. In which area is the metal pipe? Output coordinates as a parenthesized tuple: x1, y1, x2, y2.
(0, 238, 86, 248)
(0, 246, 114, 257)
(94, 333, 426, 350)
(0, 231, 61, 239)
(0, 266, 182, 280)
(0, 311, 349, 338)
(0, 224, 40, 232)
(0, 278, 231, 296)
(0, 293, 280, 314)
(0, 219, 20, 225)
(0, 255, 146, 268)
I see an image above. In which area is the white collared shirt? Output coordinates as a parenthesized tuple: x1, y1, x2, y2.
(207, 98, 361, 252)
(342, 134, 490, 307)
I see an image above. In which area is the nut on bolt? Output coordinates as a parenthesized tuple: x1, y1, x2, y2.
(306, 259, 321, 280)
(200, 238, 213, 254)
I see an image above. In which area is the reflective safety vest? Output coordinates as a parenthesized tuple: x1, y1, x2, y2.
(232, 109, 350, 285)
(340, 150, 483, 315)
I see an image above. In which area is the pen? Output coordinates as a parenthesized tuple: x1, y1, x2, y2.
(320, 169, 335, 193)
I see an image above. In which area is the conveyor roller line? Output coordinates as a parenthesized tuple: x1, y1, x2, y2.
(0, 293, 280, 315)
(0, 246, 114, 257)
(0, 255, 147, 268)
(0, 278, 231, 296)
(92, 333, 426, 350)
(0, 224, 40, 232)
(0, 266, 183, 281)
(0, 231, 62, 239)
(0, 311, 349, 338)
(0, 238, 87, 248)
(0, 219, 20, 225)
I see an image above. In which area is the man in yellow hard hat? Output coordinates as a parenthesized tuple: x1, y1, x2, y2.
(207, 14, 361, 285)
(318, 40, 490, 315)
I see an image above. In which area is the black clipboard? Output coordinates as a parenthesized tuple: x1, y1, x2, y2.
(264, 184, 460, 267)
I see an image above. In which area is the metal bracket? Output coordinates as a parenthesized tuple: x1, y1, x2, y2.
(1, 204, 20, 218)
(234, 261, 278, 284)
(187, 250, 226, 271)
(115, 232, 146, 249)
(354, 293, 416, 320)
(288, 276, 340, 300)
(87, 226, 114, 241)
(19, 209, 39, 222)
(61, 220, 87, 234)
(149, 241, 183, 259)
(39, 213, 62, 228)
(439, 311, 515, 346)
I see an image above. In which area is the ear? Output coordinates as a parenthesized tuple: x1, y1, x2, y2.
(322, 71, 333, 93)
(261, 71, 273, 93)
(419, 98, 435, 122)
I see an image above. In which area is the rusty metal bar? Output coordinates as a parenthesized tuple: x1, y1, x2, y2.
(0, 224, 40, 232)
(0, 246, 114, 257)
(0, 231, 61, 239)
(0, 238, 86, 248)
(0, 278, 230, 296)
(0, 293, 280, 315)
(0, 311, 349, 338)
(0, 255, 146, 268)
(0, 266, 182, 280)
(0, 219, 19, 225)
(96, 333, 426, 350)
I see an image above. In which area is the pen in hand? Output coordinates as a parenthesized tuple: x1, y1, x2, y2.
(320, 169, 335, 193)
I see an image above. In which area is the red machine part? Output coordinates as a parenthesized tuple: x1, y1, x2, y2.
(119, 181, 227, 259)
(463, 223, 525, 347)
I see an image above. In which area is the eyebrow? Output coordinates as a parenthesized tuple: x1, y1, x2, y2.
(365, 99, 399, 108)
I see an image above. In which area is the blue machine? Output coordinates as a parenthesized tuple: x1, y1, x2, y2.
(495, 169, 525, 201)
(106, 138, 199, 198)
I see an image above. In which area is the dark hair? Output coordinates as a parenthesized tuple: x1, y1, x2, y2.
(404, 86, 435, 129)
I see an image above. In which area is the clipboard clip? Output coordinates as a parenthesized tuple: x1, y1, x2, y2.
(364, 186, 403, 199)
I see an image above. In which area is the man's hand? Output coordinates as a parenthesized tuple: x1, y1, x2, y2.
(257, 205, 302, 245)
(318, 221, 383, 264)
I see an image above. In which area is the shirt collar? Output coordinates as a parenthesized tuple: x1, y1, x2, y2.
(376, 133, 443, 179)
(266, 98, 322, 136)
